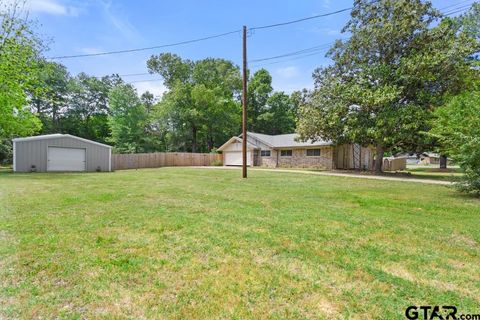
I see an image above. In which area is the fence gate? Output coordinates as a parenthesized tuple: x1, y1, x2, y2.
(352, 144, 361, 170)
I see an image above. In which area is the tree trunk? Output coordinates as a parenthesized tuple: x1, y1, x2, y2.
(375, 145, 384, 174)
(440, 155, 447, 169)
(207, 138, 214, 152)
(191, 126, 197, 153)
(207, 128, 214, 152)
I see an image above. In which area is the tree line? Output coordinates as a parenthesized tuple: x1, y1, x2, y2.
(0, 2, 299, 160)
(1, 0, 480, 194)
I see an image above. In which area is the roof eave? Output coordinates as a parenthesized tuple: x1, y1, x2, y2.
(12, 134, 112, 149)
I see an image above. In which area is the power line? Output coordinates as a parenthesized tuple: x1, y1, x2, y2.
(127, 79, 163, 84)
(443, 5, 474, 16)
(48, 29, 241, 60)
(251, 3, 475, 67)
(249, 42, 336, 63)
(250, 7, 353, 31)
(48, 3, 373, 60)
(439, 0, 475, 12)
(74, 1, 475, 75)
(252, 50, 330, 68)
(117, 72, 151, 77)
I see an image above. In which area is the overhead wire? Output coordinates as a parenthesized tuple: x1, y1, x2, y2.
(250, 3, 475, 68)
(48, 2, 369, 60)
(80, 1, 475, 79)
(48, 29, 242, 60)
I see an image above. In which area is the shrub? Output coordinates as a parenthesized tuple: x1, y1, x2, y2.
(432, 90, 480, 195)
(0, 139, 13, 165)
(211, 159, 223, 166)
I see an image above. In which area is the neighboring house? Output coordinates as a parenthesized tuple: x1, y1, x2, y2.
(420, 153, 440, 165)
(396, 153, 421, 165)
(218, 132, 375, 170)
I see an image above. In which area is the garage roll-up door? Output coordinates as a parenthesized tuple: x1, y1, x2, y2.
(47, 147, 86, 172)
(224, 151, 251, 166)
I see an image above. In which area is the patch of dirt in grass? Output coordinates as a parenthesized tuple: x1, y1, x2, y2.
(382, 264, 417, 283)
(299, 292, 340, 319)
(449, 233, 478, 249)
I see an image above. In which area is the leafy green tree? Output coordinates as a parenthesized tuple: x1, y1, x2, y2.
(30, 61, 71, 133)
(108, 84, 148, 153)
(257, 92, 297, 135)
(147, 53, 241, 152)
(0, 138, 12, 164)
(63, 73, 122, 143)
(297, 0, 478, 173)
(432, 89, 480, 195)
(453, 2, 479, 49)
(0, 2, 42, 139)
(247, 69, 273, 132)
(141, 91, 156, 114)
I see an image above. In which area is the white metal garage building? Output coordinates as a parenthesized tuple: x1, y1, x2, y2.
(13, 134, 112, 172)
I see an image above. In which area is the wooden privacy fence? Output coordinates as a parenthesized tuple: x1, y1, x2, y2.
(112, 152, 222, 170)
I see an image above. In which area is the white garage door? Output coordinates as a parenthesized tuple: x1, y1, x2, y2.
(47, 147, 86, 172)
(224, 151, 251, 166)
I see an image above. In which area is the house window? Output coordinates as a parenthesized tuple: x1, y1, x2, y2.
(281, 150, 292, 157)
(306, 149, 321, 156)
(261, 150, 271, 157)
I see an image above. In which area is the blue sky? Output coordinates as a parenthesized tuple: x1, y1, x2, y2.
(24, 0, 467, 97)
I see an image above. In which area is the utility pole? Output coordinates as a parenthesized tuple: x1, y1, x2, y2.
(242, 25, 248, 178)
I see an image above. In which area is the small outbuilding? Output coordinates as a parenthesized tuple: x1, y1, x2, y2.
(13, 134, 112, 172)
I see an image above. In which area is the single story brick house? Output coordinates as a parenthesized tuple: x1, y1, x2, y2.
(218, 132, 375, 170)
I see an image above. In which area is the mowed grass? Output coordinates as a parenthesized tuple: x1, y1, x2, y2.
(403, 166, 464, 182)
(0, 168, 479, 319)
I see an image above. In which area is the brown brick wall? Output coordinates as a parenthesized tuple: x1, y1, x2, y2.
(257, 147, 334, 170)
(258, 155, 277, 167)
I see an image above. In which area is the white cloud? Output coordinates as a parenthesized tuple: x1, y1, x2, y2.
(276, 66, 300, 79)
(27, 0, 80, 16)
(100, 0, 140, 41)
(132, 81, 167, 98)
(321, 0, 331, 9)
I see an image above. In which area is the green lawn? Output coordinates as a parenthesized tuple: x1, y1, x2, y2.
(400, 165, 464, 182)
(1, 168, 479, 319)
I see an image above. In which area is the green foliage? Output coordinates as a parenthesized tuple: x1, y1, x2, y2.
(432, 90, 480, 195)
(108, 84, 148, 153)
(245, 69, 300, 135)
(298, 0, 478, 172)
(247, 69, 273, 131)
(30, 61, 71, 133)
(0, 3, 43, 139)
(257, 92, 297, 135)
(0, 139, 12, 164)
(147, 53, 242, 152)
